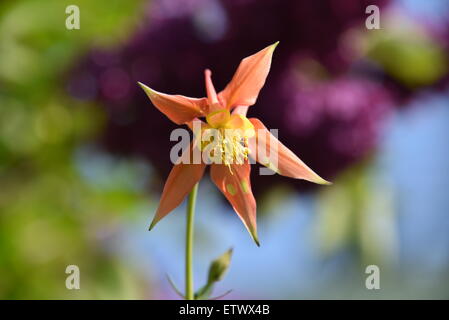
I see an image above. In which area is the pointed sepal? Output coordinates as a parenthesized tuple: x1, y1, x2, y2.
(219, 42, 279, 109)
(210, 163, 259, 246)
(138, 82, 207, 125)
(149, 143, 206, 230)
(248, 118, 331, 185)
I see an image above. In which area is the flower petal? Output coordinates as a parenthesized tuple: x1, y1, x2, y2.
(206, 109, 231, 128)
(210, 163, 259, 246)
(219, 42, 279, 109)
(232, 105, 249, 116)
(139, 82, 207, 125)
(249, 118, 331, 185)
(150, 144, 206, 230)
(224, 114, 255, 137)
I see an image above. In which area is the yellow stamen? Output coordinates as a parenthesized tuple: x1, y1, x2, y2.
(203, 113, 255, 172)
(200, 128, 250, 172)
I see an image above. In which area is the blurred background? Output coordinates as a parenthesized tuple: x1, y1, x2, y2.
(0, 0, 448, 299)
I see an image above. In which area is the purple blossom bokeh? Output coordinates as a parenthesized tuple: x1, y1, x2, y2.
(68, 0, 397, 195)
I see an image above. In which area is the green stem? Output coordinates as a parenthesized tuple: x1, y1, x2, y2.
(185, 182, 198, 300)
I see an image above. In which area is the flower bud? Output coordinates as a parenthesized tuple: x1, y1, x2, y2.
(207, 248, 233, 283)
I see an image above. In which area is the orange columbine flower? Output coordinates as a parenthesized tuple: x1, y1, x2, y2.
(139, 42, 330, 245)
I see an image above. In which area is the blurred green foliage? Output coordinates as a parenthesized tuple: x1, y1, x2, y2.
(314, 161, 397, 269)
(0, 0, 152, 299)
(365, 17, 448, 88)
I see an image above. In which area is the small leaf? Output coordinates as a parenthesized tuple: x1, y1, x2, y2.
(210, 289, 233, 300)
(166, 274, 184, 299)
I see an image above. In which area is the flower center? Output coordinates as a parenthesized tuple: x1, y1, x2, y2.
(202, 109, 255, 171)
(205, 128, 250, 168)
